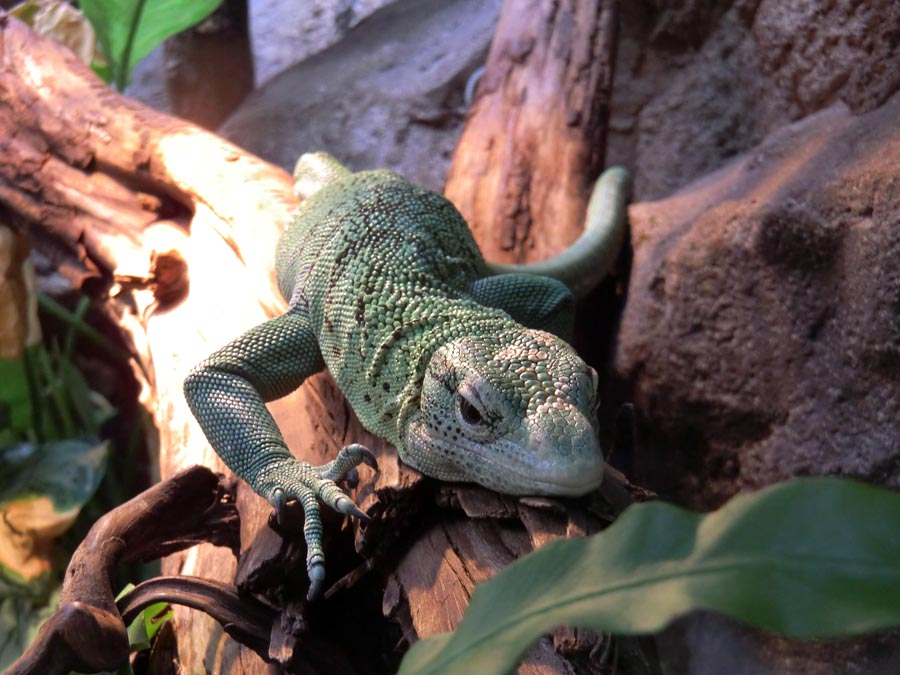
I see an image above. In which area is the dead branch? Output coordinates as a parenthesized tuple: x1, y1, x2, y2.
(6, 466, 238, 675)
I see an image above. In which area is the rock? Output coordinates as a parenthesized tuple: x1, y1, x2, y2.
(219, 0, 502, 192)
(616, 94, 900, 508)
(248, 0, 395, 85)
(615, 89, 900, 675)
(608, 0, 900, 200)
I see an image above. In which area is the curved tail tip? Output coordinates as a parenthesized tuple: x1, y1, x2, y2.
(598, 165, 632, 197)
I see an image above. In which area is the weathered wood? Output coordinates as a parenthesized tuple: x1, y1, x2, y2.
(445, 0, 619, 264)
(6, 466, 239, 675)
(0, 12, 348, 673)
(0, 0, 628, 670)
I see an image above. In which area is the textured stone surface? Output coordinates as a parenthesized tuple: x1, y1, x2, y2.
(220, 0, 501, 193)
(615, 89, 900, 675)
(607, 0, 900, 200)
(248, 0, 394, 85)
(617, 93, 900, 508)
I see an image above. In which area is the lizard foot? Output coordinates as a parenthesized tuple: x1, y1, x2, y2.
(263, 445, 378, 600)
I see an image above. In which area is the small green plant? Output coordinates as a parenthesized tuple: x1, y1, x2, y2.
(400, 477, 900, 675)
(80, 0, 223, 90)
(0, 290, 114, 670)
(117, 583, 174, 653)
(13, 0, 222, 90)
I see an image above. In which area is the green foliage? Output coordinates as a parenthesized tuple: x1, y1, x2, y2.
(0, 289, 114, 670)
(116, 583, 173, 651)
(79, 0, 222, 89)
(0, 585, 60, 670)
(400, 478, 900, 675)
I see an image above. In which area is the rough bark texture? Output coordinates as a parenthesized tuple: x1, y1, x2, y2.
(163, 0, 254, 130)
(1, 11, 300, 673)
(1, 2, 629, 673)
(444, 0, 618, 264)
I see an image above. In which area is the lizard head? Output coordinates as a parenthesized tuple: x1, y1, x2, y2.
(405, 328, 604, 496)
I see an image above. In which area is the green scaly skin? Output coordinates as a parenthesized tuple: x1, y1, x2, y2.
(184, 153, 630, 598)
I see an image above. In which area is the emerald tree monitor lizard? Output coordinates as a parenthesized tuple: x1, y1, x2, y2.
(184, 153, 629, 598)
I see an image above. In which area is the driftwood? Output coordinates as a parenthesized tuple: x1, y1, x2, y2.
(446, 0, 619, 264)
(7, 467, 240, 675)
(0, 0, 637, 672)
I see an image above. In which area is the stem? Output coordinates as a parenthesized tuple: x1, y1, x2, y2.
(37, 294, 130, 363)
(116, 0, 148, 91)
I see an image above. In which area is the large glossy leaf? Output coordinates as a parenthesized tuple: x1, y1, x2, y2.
(80, 0, 222, 88)
(399, 478, 900, 675)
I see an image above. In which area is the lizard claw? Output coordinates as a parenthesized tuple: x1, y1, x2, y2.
(307, 562, 326, 601)
(359, 448, 378, 470)
(334, 495, 370, 524)
(272, 487, 287, 527)
(320, 443, 378, 482)
(262, 449, 375, 599)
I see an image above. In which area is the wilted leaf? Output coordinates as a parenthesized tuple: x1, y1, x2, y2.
(0, 440, 107, 585)
(11, 0, 98, 65)
(400, 478, 900, 675)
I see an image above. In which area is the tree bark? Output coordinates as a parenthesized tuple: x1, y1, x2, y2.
(0, 0, 631, 672)
(163, 0, 255, 130)
(445, 0, 618, 264)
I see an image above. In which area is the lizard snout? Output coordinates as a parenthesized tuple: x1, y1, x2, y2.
(520, 408, 604, 496)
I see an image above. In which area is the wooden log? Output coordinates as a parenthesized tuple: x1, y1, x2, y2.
(0, 11, 329, 673)
(445, 0, 619, 264)
(0, 0, 629, 670)
(6, 467, 240, 675)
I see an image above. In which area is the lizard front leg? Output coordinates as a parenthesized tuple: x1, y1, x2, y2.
(183, 307, 375, 599)
(471, 273, 575, 341)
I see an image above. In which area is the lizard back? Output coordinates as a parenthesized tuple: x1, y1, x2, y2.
(276, 170, 513, 445)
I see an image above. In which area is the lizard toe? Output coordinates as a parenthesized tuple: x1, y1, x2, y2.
(320, 443, 377, 481)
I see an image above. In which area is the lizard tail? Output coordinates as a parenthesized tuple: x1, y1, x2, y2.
(488, 166, 630, 299)
(293, 152, 352, 201)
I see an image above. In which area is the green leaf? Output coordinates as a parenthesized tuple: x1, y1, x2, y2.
(115, 583, 173, 652)
(0, 358, 33, 440)
(399, 478, 900, 675)
(79, 0, 222, 89)
(0, 440, 107, 587)
(0, 585, 60, 672)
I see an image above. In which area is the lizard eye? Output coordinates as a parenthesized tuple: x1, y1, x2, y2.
(457, 393, 484, 426)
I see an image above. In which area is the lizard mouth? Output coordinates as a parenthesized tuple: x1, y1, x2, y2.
(404, 418, 604, 496)
(463, 438, 605, 496)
